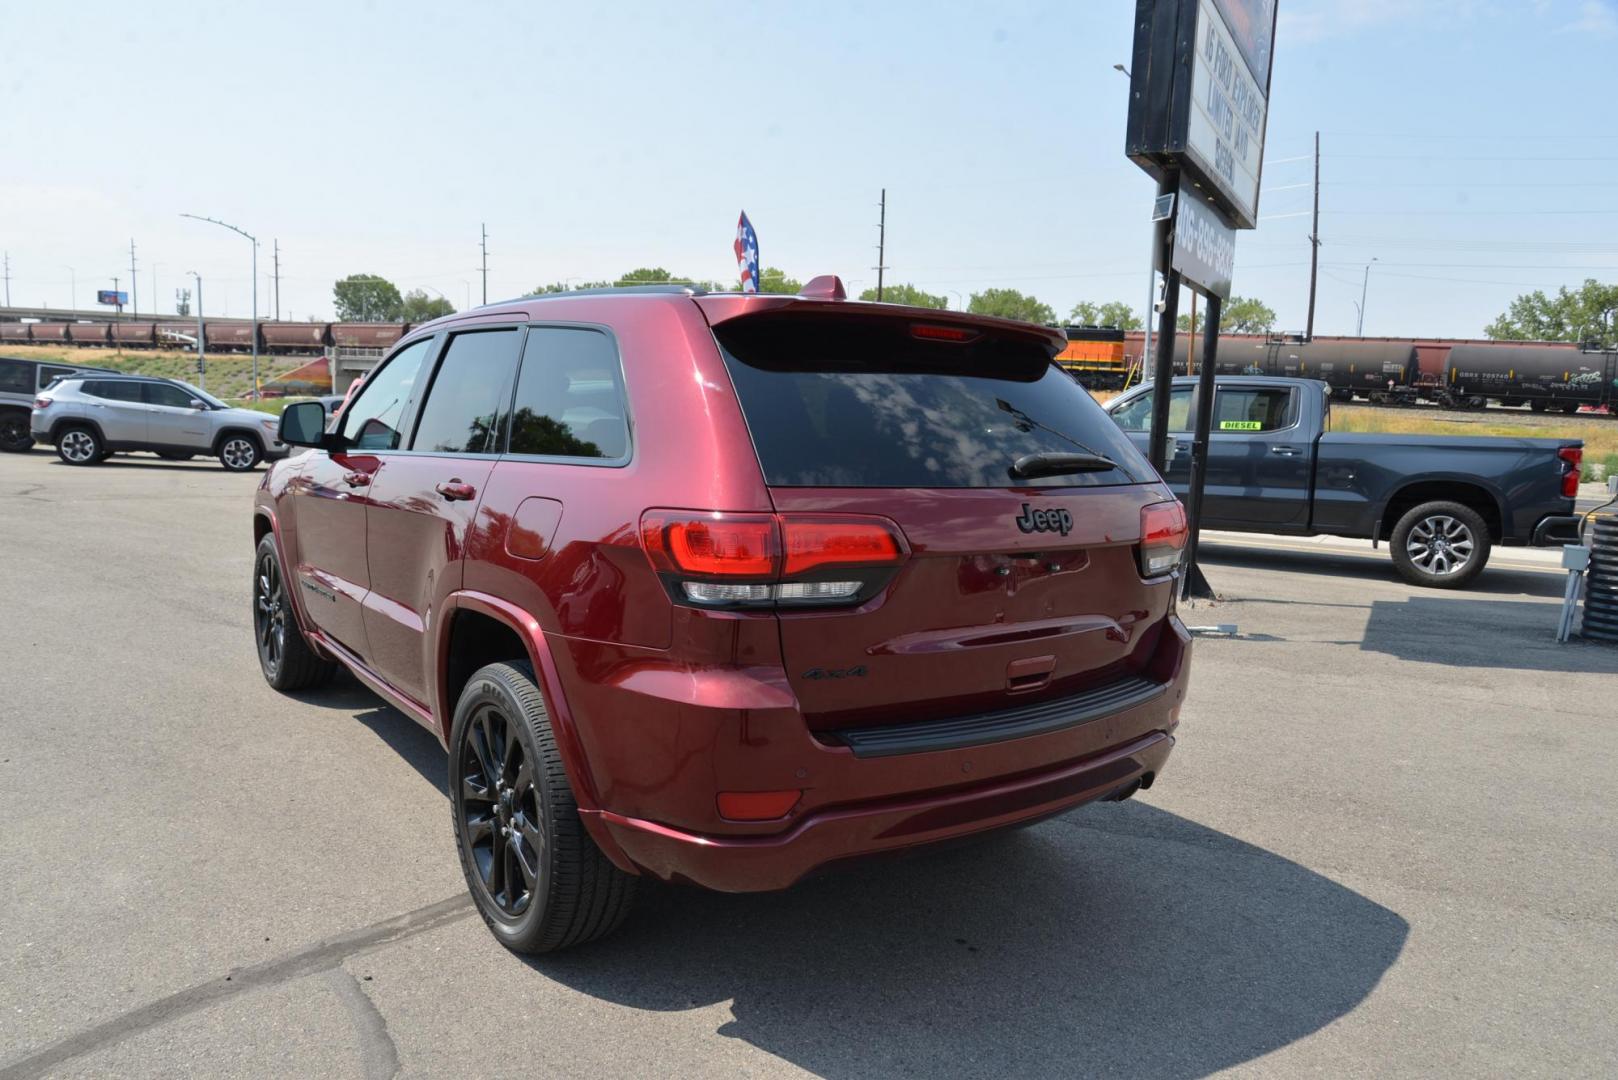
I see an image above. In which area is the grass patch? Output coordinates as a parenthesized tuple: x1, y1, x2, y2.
(5, 343, 306, 400)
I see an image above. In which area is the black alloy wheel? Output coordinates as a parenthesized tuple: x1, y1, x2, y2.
(251, 534, 336, 691)
(254, 546, 288, 679)
(449, 661, 637, 953)
(459, 704, 544, 919)
(0, 412, 31, 452)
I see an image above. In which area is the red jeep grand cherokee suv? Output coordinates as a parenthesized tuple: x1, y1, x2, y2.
(254, 278, 1192, 953)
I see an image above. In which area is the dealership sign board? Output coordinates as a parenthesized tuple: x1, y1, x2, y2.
(1171, 185, 1236, 300)
(96, 290, 128, 306)
(1126, 0, 1277, 230)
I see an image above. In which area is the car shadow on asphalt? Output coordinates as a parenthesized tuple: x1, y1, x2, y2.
(289, 672, 449, 793)
(527, 804, 1409, 1080)
(1198, 541, 1566, 599)
(1358, 597, 1618, 673)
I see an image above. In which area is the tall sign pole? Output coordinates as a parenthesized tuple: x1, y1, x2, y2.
(1124, 0, 1279, 600)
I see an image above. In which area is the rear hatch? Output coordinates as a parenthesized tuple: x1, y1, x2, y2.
(702, 301, 1178, 732)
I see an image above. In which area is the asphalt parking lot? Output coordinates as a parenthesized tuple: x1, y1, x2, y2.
(3, 451, 1616, 1079)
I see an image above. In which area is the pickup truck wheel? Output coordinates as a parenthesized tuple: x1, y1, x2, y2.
(0, 411, 32, 452)
(450, 661, 637, 954)
(1390, 501, 1491, 589)
(219, 435, 261, 471)
(253, 534, 337, 691)
(56, 425, 103, 465)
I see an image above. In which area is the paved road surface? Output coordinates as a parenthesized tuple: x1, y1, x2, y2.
(3, 451, 1615, 1078)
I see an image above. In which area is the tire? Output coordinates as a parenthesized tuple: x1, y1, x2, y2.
(0, 410, 32, 453)
(253, 534, 337, 691)
(158, 451, 194, 461)
(450, 661, 637, 954)
(1390, 501, 1492, 589)
(218, 434, 262, 471)
(55, 425, 103, 465)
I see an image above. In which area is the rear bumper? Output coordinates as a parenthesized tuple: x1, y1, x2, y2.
(588, 729, 1174, 892)
(1532, 514, 1583, 546)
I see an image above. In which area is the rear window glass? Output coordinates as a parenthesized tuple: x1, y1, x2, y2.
(714, 316, 1150, 488)
(0, 359, 30, 394)
(1213, 387, 1293, 432)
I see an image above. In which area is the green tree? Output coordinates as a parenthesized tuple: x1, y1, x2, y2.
(967, 288, 1056, 325)
(859, 282, 948, 308)
(1068, 300, 1142, 329)
(333, 274, 403, 322)
(1176, 295, 1275, 334)
(756, 267, 802, 294)
(1222, 295, 1277, 334)
(1486, 279, 1618, 343)
(399, 289, 455, 323)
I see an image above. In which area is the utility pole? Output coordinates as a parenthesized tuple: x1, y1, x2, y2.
(2, 251, 9, 308)
(112, 276, 122, 323)
(1305, 131, 1320, 341)
(272, 239, 280, 321)
(129, 239, 138, 318)
(180, 214, 258, 396)
(480, 223, 488, 306)
(1357, 257, 1378, 337)
(873, 189, 888, 301)
(189, 272, 205, 390)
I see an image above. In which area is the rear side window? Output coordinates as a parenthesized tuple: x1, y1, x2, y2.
(0, 359, 32, 394)
(410, 329, 523, 454)
(1213, 387, 1294, 432)
(715, 315, 1150, 487)
(83, 381, 144, 402)
(504, 327, 629, 460)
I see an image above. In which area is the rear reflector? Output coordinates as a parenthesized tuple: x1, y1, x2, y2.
(717, 790, 801, 821)
(1140, 500, 1188, 577)
(1559, 446, 1582, 498)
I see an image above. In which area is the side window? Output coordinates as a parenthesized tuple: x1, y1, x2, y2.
(340, 338, 431, 450)
(38, 365, 76, 390)
(84, 381, 144, 403)
(0, 359, 30, 394)
(1213, 388, 1293, 432)
(1111, 388, 1191, 433)
(507, 328, 629, 460)
(143, 382, 196, 408)
(409, 329, 523, 454)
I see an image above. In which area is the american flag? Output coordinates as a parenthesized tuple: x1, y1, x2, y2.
(733, 211, 760, 293)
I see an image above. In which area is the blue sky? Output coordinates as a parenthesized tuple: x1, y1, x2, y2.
(3, 0, 1616, 336)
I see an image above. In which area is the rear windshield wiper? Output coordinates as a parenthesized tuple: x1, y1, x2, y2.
(1008, 451, 1118, 480)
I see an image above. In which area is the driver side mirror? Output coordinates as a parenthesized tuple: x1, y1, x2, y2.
(279, 400, 340, 450)
(189, 399, 208, 411)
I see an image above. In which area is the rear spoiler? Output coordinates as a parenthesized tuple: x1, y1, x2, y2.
(693, 291, 1068, 360)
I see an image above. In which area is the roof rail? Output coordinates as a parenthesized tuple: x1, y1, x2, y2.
(486, 284, 710, 307)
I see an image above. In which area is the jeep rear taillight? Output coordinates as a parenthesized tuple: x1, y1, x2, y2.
(1139, 500, 1188, 578)
(640, 510, 908, 608)
(1559, 446, 1582, 498)
(34, 396, 51, 410)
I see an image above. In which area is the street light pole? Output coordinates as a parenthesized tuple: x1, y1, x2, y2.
(180, 213, 259, 396)
(1357, 257, 1378, 337)
(189, 271, 205, 390)
(1115, 61, 1155, 379)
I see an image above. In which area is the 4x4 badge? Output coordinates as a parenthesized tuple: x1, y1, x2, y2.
(1015, 504, 1072, 536)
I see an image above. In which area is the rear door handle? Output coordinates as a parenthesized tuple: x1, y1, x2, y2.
(342, 471, 371, 487)
(436, 480, 477, 501)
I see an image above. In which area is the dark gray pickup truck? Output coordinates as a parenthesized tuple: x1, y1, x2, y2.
(1105, 376, 1584, 587)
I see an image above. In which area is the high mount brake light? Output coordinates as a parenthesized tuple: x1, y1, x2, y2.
(911, 323, 978, 343)
(1139, 500, 1188, 578)
(1558, 446, 1582, 498)
(640, 510, 907, 608)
